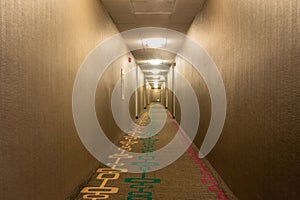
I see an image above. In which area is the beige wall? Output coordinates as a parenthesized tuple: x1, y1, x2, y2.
(96, 58, 145, 142)
(96, 55, 132, 142)
(173, 58, 211, 143)
(137, 69, 146, 115)
(0, 0, 123, 199)
(175, 0, 299, 199)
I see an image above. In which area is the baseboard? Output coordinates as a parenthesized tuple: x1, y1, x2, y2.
(191, 143, 238, 200)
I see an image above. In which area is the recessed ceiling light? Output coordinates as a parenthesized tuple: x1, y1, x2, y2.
(143, 38, 166, 48)
(148, 59, 163, 65)
(151, 69, 160, 74)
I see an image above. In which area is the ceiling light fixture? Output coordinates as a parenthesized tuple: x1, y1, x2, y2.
(151, 69, 160, 74)
(148, 59, 163, 65)
(143, 38, 166, 48)
(160, 76, 165, 81)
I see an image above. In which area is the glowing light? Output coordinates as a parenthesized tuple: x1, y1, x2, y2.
(151, 69, 160, 74)
(143, 38, 166, 48)
(148, 59, 163, 65)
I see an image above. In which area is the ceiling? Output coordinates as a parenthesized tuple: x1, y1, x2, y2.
(101, 0, 205, 33)
(101, 0, 205, 85)
(133, 49, 176, 64)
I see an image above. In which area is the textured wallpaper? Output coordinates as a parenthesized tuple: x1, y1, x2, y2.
(0, 0, 121, 199)
(177, 0, 299, 199)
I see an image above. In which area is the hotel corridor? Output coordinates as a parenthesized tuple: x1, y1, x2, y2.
(0, 0, 298, 199)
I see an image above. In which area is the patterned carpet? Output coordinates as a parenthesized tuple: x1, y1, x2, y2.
(75, 104, 237, 200)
